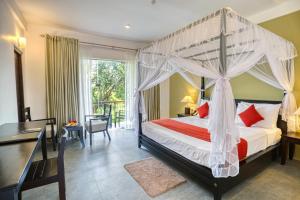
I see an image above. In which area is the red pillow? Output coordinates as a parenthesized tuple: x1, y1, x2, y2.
(197, 102, 209, 118)
(239, 104, 264, 127)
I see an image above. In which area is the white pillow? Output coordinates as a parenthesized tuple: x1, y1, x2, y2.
(198, 99, 210, 107)
(235, 102, 281, 129)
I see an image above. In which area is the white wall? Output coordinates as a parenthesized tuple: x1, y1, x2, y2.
(24, 24, 147, 119)
(248, 0, 300, 23)
(0, 0, 26, 124)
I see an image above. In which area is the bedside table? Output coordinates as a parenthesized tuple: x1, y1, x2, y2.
(281, 131, 300, 165)
(177, 113, 191, 118)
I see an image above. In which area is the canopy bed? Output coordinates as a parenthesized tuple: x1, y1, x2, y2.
(135, 7, 297, 200)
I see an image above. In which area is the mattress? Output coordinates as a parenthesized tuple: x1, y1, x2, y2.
(142, 116, 282, 168)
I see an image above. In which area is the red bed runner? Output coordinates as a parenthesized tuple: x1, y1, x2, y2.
(152, 118, 248, 160)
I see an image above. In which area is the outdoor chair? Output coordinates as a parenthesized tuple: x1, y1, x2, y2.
(114, 109, 125, 128)
(84, 104, 112, 145)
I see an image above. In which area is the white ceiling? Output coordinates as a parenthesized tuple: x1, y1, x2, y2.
(15, 0, 299, 42)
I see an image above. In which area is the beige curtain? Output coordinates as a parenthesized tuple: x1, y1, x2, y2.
(143, 85, 160, 120)
(45, 35, 79, 129)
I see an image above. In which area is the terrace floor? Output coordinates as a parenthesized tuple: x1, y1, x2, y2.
(23, 128, 300, 200)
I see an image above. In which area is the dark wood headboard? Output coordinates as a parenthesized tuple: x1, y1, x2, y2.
(139, 98, 287, 136)
(234, 99, 287, 135)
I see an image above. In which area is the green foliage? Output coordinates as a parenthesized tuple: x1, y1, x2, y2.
(91, 60, 125, 104)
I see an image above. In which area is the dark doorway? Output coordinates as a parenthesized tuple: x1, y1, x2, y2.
(14, 48, 25, 122)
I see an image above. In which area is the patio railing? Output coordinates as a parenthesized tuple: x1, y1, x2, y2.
(92, 100, 125, 127)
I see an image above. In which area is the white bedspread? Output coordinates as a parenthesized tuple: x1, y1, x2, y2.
(142, 116, 281, 168)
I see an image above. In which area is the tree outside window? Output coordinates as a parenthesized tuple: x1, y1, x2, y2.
(90, 60, 125, 121)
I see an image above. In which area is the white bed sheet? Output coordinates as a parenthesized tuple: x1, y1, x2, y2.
(142, 116, 281, 168)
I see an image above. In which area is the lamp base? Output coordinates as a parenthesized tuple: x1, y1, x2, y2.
(184, 107, 190, 115)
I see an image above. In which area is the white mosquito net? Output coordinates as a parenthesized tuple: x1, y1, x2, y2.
(135, 7, 297, 178)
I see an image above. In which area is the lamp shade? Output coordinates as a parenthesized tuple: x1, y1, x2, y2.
(294, 107, 300, 115)
(181, 96, 194, 104)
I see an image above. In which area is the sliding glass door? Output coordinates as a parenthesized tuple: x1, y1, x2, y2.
(80, 58, 136, 129)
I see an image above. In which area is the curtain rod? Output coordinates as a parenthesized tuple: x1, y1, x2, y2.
(80, 41, 138, 52)
(40, 34, 138, 52)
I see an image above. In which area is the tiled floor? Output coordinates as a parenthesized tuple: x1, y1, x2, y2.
(23, 128, 300, 200)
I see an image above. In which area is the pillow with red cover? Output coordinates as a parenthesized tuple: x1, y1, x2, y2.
(197, 102, 209, 118)
(238, 104, 264, 127)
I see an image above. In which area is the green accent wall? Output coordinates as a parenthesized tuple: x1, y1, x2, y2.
(169, 10, 300, 158)
(169, 73, 199, 117)
(259, 11, 300, 105)
(205, 74, 284, 100)
(206, 10, 300, 101)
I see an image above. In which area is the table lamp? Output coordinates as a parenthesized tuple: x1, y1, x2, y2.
(294, 107, 300, 131)
(181, 95, 194, 115)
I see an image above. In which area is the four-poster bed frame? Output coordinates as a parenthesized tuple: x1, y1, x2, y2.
(137, 7, 293, 200)
(138, 98, 287, 200)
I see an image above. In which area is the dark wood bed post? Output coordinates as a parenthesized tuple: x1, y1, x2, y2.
(200, 77, 205, 99)
(138, 109, 142, 148)
(137, 60, 143, 148)
(219, 8, 227, 74)
(211, 8, 227, 200)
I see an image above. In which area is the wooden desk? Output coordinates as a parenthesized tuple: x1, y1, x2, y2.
(0, 121, 47, 159)
(0, 121, 47, 199)
(0, 121, 46, 137)
(0, 142, 39, 199)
